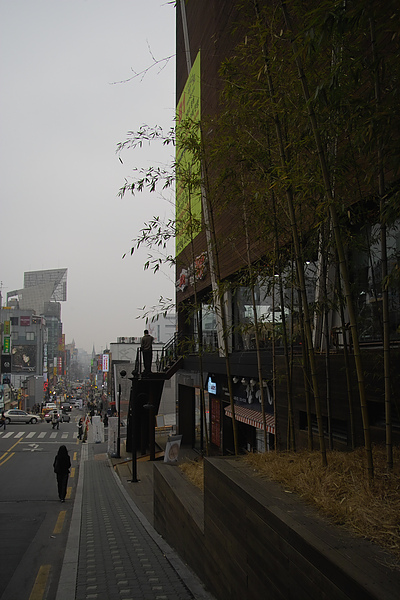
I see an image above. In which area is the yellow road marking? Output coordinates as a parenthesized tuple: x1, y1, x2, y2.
(66, 486, 72, 499)
(73, 451, 77, 461)
(70, 467, 75, 478)
(53, 510, 66, 534)
(0, 436, 23, 459)
(29, 564, 51, 600)
(0, 437, 23, 466)
(0, 452, 15, 466)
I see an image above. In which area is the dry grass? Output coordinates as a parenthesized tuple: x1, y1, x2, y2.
(179, 445, 400, 563)
(179, 458, 205, 492)
(244, 445, 400, 562)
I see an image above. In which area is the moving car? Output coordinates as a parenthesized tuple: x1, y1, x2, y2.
(44, 410, 54, 423)
(44, 410, 70, 423)
(4, 409, 39, 424)
(60, 402, 72, 412)
(45, 402, 57, 410)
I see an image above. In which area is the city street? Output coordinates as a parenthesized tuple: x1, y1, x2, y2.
(0, 412, 80, 599)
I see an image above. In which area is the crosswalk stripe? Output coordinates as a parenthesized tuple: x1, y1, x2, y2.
(0, 431, 78, 441)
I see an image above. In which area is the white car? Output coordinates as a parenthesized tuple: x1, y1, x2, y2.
(45, 403, 57, 410)
(4, 409, 39, 424)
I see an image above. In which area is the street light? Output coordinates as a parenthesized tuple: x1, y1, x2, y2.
(129, 389, 147, 483)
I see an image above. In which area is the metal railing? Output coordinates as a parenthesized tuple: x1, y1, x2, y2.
(133, 332, 183, 377)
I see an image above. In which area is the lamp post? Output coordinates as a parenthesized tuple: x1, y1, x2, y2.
(116, 369, 127, 459)
(143, 399, 155, 462)
(129, 390, 147, 483)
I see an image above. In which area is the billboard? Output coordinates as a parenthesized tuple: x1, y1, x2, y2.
(11, 345, 37, 373)
(176, 51, 202, 255)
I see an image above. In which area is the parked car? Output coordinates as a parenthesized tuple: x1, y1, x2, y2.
(4, 409, 39, 424)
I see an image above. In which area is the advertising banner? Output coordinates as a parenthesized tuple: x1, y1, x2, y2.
(102, 353, 109, 372)
(11, 345, 36, 372)
(176, 50, 201, 255)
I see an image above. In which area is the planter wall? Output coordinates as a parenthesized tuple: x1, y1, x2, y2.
(153, 457, 400, 600)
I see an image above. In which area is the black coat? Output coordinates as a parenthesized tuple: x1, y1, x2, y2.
(53, 452, 71, 474)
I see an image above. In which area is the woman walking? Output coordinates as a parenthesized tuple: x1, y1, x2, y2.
(53, 445, 71, 502)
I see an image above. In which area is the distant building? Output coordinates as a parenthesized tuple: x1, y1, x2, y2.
(0, 308, 46, 409)
(1, 268, 68, 407)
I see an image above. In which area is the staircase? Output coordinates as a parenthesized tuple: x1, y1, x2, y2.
(126, 333, 184, 457)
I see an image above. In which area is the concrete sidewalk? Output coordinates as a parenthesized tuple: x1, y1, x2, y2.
(56, 437, 214, 600)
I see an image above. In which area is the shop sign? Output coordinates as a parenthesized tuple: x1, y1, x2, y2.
(3, 321, 10, 335)
(20, 316, 30, 326)
(1, 355, 11, 373)
(3, 336, 10, 354)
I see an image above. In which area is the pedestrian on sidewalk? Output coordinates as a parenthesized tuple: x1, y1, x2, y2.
(0, 411, 6, 430)
(53, 445, 71, 502)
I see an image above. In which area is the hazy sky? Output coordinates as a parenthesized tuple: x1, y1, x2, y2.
(0, 0, 176, 354)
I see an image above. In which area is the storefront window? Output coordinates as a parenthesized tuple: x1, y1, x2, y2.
(192, 301, 218, 352)
(233, 283, 288, 351)
(351, 222, 400, 342)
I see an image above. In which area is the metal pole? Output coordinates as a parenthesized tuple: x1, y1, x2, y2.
(116, 383, 121, 458)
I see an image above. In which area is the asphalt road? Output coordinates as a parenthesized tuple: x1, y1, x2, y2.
(0, 411, 81, 600)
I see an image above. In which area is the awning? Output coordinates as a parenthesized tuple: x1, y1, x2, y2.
(224, 405, 275, 434)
